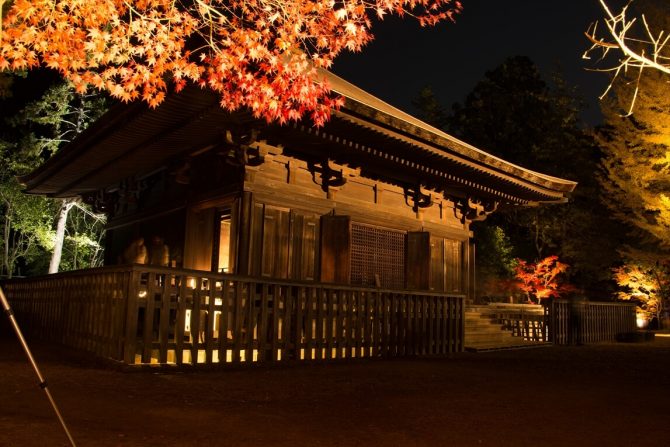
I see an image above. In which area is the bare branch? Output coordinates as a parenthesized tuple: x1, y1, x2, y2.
(585, 0, 670, 114)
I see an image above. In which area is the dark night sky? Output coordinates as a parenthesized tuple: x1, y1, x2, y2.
(332, 0, 612, 125)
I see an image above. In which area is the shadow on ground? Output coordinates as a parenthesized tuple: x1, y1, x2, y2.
(1, 328, 669, 447)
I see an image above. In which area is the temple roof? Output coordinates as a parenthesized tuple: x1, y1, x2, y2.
(20, 71, 576, 204)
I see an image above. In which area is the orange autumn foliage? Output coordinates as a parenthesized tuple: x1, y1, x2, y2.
(0, 0, 462, 125)
(514, 256, 572, 303)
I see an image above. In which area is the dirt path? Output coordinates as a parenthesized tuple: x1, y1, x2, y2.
(1, 330, 669, 447)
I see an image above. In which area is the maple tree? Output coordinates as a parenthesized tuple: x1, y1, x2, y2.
(612, 254, 669, 328)
(514, 256, 571, 304)
(0, 0, 462, 125)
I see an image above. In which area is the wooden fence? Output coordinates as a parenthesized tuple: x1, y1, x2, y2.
(549, 299, 636, 345)
(1, 265, 465, 366)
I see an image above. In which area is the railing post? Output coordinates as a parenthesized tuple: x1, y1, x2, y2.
(123, 269, 140, 364)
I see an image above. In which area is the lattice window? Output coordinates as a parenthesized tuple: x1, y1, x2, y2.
(350, 223, 406, 289)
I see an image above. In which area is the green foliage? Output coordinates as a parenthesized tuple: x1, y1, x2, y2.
(0, 73, 15, 99)
(6, 81, 107, 172)
(0, 74, 108, 277)
(59, 203, 106, 271)
(0, 178, 54, 277)
(473, 224, 522, 302)
(474, 224, 517, 277)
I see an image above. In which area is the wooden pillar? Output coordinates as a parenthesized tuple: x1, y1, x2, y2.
(467, 240, 476, 303)
(235, 191, 254, 276)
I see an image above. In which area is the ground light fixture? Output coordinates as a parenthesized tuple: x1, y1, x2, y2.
(0, 285, 77, 447)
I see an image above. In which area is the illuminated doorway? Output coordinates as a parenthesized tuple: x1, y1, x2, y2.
(213, 208, 232, 273)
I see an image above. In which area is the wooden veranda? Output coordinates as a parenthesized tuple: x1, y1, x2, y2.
(2, 266, 465, 366)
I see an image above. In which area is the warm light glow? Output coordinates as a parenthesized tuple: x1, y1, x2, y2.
(217, 215, 231, 273)
(138, 290, 147, 298)
(636, 310, 649, 329)
(184, 309, 192, 333)
(188, 278, 196, 289)
(212, 298, 223, 333)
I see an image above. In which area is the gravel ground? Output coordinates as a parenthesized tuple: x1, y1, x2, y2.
(1, 326, 669, 447)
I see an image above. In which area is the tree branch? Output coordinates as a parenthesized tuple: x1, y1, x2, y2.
(584, 0, 670, 114)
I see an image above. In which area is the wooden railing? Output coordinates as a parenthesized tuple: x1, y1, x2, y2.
(485, 304, 549, 342)
(1, 265, 465, 365)
(1, 267, 131, 360)
(548, 299, 636, 345)
(472, 301, 637, 345)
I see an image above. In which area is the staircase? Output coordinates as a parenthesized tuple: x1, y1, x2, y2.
(464, 305, 549, 352)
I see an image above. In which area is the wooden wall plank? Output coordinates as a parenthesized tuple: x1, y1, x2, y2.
(320, 215, 351, 284)
(183, 208, 215, 271)
(407, 232, 431, 290)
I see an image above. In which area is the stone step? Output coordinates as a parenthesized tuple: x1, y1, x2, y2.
(465, 341, 551, 352)
(464, 320, 503, 329)
(463, 304, 546, 351)
(465, 331, 514, 341)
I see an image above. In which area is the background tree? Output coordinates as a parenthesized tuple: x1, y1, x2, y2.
(411, 85, 448, 130)
(590, 1, 670, 325)
(598, 67, 670, 249)
(472, 225, 520, 302)
(0, 0, 462, 125)
(585, 0, 670, 114)
(0, 176, 52, 278)
(612, 248, 669, 329)
(12, 82, 107, 273)
(0, 75, 107, 276)
(597, 32, 670, 324)
(445, 56, 623, 298)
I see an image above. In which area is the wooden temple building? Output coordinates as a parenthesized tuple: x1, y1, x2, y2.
(3, 72, 581, 365)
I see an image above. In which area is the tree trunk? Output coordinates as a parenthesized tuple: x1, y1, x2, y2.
(2, 215, 10, 278)
(48, 199, 76, 274)
(2, 200, 12, 278)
